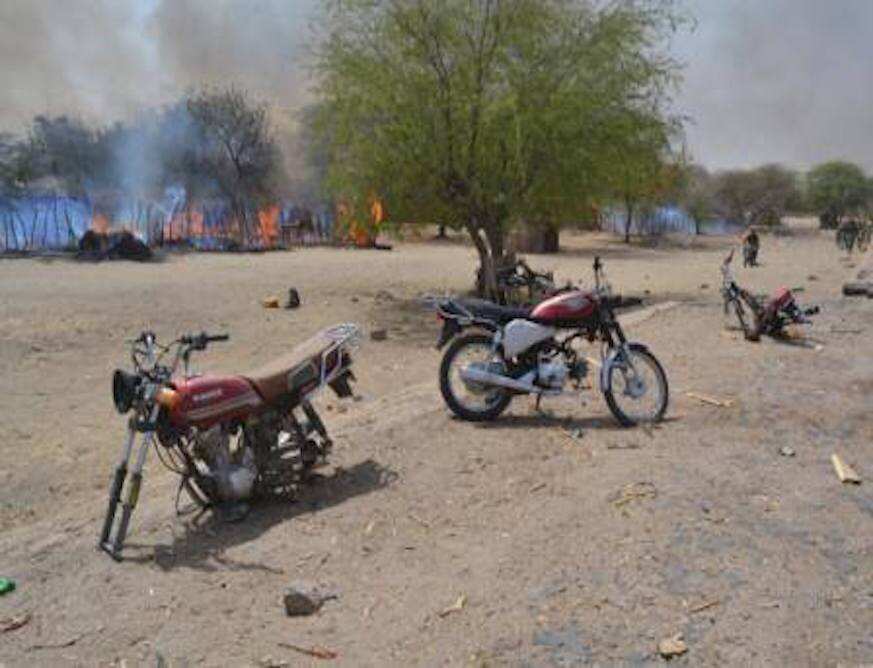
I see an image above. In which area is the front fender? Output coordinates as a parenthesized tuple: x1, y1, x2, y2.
(599, 342, 652, 393)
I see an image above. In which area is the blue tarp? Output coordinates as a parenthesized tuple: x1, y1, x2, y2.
(603, 205, 743, 236)
(0, 195, 334, 251)
(0, 196, 92, 250)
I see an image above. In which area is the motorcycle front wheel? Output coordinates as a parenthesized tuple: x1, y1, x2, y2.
(439, 332, 512, 422)
(724, 297, 759, 341)
(603, 344, 669, 427)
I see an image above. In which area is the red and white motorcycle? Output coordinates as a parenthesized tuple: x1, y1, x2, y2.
(434, 258, 668, 426)
(100, 325, 361, 559)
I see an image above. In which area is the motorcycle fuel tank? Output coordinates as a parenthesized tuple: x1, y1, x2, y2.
(169, 375, 263, 429)
(530, 290, 597, 326)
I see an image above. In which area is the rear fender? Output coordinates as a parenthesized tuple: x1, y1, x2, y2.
(436, 317, 499, 350)
(600, 342, 651, 393)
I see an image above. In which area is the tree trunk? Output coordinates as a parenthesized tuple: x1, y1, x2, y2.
(437, 224, 447, 238)
(466, 221, 507, 301)
(624, 199, 634, 244)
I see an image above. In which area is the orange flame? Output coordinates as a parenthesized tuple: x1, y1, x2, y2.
(257, 205, 280, 248)
(91, 213, 110, 234)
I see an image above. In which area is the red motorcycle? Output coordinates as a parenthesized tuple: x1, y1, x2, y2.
(720, 250, 819, 340)
(100, 325, 361, 559)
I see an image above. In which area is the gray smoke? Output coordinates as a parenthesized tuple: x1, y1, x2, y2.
(0, 0, 315, 131)
(673, 0, 873, 171)
(1, 0, 872, 171)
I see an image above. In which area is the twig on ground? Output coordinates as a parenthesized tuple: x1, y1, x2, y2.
(689, 599, 720, 614)
(278, 643, 338, 660)
(686, 391, 734, 408)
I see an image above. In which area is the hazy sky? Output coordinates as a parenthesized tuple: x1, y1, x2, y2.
(1, 0, 872, 171)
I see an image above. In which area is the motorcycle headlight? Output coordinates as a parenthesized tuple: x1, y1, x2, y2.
(112, 369, 141, 414)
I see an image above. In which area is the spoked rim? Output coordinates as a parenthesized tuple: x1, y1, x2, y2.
(608, 350, 667, 424)
(446, 341, 508, 414)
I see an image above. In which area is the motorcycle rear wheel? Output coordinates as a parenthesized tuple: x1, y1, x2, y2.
(439, 332, 512, 422)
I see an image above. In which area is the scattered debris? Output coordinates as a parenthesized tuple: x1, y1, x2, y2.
(278, 643, 338, 660)
(78, 230, 153, 262)
(529, 482, 547, 494)
(842, 282, 872, 297)
(1, 613, 31, 633)
(30, 631, 88, 650)
(374, 290, 396, 301)
(699, 283, 710, 290)
(409, 513, 431, 528)
(370, 329, 388, 341)
(609, 481, 657, 508)
(658, 634, 688, 659)
(283, 582, 339, 616)
(285, 288, 301, 309)
(438, 594, 468, 618)
(566, 427, 585, 440)
(607, 442, 641, 450)
(689, 599, 720, 614)
(831, 454, 862, 484)
(261, 296, 280, 309)
(779, 446, 796, 457)
(0, 577, 15, 595)
(807, 274, 818, 281)
(686, 391, 734, 408)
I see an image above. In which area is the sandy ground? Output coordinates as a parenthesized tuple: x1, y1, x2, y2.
(0, 222, 871, 666)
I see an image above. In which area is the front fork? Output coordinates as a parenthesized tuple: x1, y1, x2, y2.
(99, 405, 159, 560)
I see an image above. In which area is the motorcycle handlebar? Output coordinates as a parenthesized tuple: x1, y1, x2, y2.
(179, 332, 230, 349)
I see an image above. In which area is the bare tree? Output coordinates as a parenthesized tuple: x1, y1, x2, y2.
(186, 86, 282, 243)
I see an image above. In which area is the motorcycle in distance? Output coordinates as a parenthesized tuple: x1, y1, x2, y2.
(434, 257, 669, 427)
(720, 249, 819, 341)
(99, 324, 361, 560)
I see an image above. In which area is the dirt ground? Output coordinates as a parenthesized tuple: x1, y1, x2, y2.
(0, 221, 871, 666)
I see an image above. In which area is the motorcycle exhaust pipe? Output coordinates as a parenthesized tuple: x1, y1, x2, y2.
(460, 366, 541, 394)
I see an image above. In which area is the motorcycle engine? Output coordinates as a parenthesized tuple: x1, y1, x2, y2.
(537, 358, 569, 389)
(193, 425, 258, 501)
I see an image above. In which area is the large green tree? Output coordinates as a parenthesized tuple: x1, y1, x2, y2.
(807, 161, 868, 228)
(312, 0, 684, 295)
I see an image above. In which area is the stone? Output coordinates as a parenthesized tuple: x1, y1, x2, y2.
(370, 329, 388, 341)
(658, 634, 688, 658)
(283, 582, 337, 616)
(285, 288, 301, 309)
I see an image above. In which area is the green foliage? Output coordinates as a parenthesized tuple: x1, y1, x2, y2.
(677, 164, 714, 234)
(312, 0, 685, 288)
(711, 163, 798, 227)
(807, 161, 868, 225)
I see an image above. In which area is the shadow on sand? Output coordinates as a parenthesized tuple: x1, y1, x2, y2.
(122, 458, 397, 572)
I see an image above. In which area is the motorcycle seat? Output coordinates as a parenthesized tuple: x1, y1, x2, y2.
(245, 332, 340, 403)
(453, 298, 532, 324)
